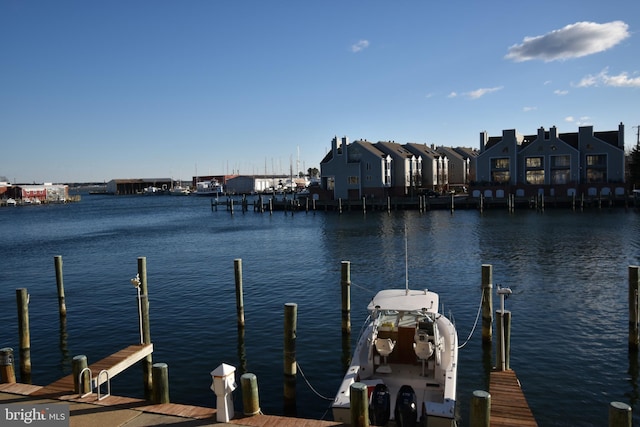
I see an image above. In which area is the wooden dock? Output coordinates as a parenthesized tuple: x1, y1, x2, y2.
(32, 344, 153, 398)
(490, 369, 538, 426)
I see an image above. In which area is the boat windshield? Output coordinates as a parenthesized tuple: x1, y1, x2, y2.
(375, 309, 435, 330)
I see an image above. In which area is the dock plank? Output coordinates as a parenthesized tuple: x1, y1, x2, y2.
(490, 369, 538, 427)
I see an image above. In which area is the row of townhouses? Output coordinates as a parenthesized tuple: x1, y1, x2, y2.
(318, 124, 627, 200)
(320, 136, 477, 200)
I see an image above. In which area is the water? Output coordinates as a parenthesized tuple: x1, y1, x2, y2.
(1, 195, 639, 426)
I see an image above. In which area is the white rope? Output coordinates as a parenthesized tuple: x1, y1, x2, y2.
(458, 290, 484, 349)
(296, 361, 334, 401)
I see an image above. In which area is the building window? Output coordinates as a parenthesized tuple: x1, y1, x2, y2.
(348, 176, 359, 185)
(551, 155, 570, 184)
(383, 156, 392, 187)
(586, 154, 607, 183)
(526, 157, 542, 168)
(492, 158, 510, 169)
(327, 177, 335, 191)
(525, 156, 544, 184)
(526, 170, 545, 184)
(551, 170, 570, 184)
(491, 157, 510, 183)
(552, 155, 570, 167)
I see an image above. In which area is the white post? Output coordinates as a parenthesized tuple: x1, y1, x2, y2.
(497, 286, 512, 371)
(211, 363, 237, 422)
(130, 274, 143, 344)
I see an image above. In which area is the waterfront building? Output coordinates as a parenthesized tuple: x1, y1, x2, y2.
(106, 178, 173, 195)
(1, 183, 70, 203)
(474, 124, 626, 198)
(437, 145, 477, 190)
(320, 137, 389, 200)
(404, 143, 447, 191)
(319, 136, 476, 200)
(225, 174, 305, 194)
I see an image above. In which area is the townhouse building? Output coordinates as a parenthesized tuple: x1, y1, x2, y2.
(404, 143, 448, 191)
(320, 137, 389, 200)
(319, 136, 474, 200)
(474, 124, 626, 198)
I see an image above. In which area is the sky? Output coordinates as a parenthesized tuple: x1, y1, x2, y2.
(2, 0, 639, 184)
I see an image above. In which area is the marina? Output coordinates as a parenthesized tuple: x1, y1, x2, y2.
(0, 195, 639, 426)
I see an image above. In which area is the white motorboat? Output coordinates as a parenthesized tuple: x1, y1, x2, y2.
(332, 288, 458, 427)
(169, 185, 191, 196)
(194, 180, 223, 196)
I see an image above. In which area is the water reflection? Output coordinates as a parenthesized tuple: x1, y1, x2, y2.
(628, 350, 639, 407)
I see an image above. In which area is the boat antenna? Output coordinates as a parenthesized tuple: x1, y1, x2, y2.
(405, 225, 409, 294)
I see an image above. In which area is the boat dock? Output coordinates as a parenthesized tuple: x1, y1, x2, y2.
(0, 382, 343, 427)
(489, 369, 538, 426)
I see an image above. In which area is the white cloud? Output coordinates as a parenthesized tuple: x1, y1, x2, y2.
(576, 68, 640, 88)
(466, 86, 503, 99)
(523, 106, 537, 112)
(554, 89, 569, 96)
(351, 40, 369, 53)
(565, 116, 592, 125)
(601, 71, 640, 87)
(505, 21, 629, 62)
(448, 92, 458, 98)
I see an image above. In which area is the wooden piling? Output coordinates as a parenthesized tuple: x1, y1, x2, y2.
(16, 288, 31, 383)
(234, 259, 245, 328)
(341, 261, 351, 335)
(72, 354, 89, 394)
(338, 198, 343, 214)
(54, 255, 67, 318)
(283, 302, 297, 411)
(496, 310, 511, 371)
(137, 257, 153, 399)
(241, 373, 261, 416)
(609, 401, 632, 427)
(0, 347, 16, 383)
(362, 196, 366, 214)
(151, 362, 170, 404)
(629, 265, 640, 350)
(481, 264, 493, 344)
(470, 390, 491, 427)
(350, 382, 369, 427)
(387, 196, 391, 214)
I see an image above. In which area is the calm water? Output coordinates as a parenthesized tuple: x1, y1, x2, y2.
(1, 195, 639, 426)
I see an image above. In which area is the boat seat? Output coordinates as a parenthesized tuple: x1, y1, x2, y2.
(375, 338, 396, 357)
(375, 338, 396, 374)
(413, 331, 434, 360)
(414, 330, 434, 377)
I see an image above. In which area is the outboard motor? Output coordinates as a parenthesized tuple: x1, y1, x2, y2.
(394, 384, 417, 427)
(369, 383, 390, 426)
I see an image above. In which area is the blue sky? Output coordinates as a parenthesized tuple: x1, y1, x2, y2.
(2, 1, 639, 183)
